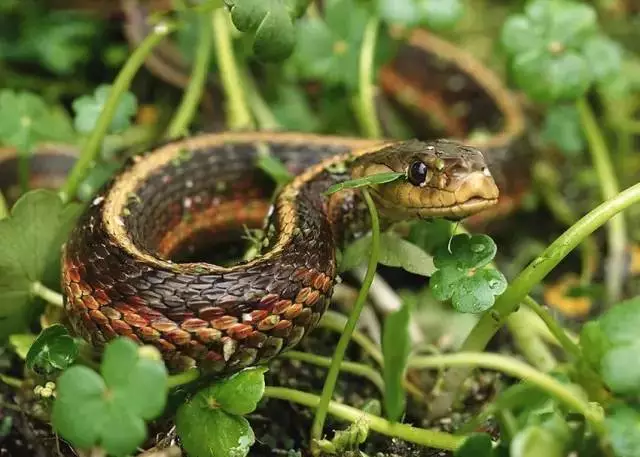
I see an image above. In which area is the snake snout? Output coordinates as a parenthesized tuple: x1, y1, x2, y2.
(455, 169, 500, 204)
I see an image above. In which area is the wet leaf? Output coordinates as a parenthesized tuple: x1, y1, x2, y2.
(429, 234, 506, 313)
(26, 324, 78, 375)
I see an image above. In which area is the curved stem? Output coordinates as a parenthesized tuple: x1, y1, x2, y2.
(59, 22, 175, 202)
(523, 296, 581, 359)
(409, 352, 604, 436)
(310, 189, 380, 449)
(577, 97, 627, 304)
(356, 15, 382, 139)
(265, 387, 465, 451)
(211, 8, 253, 130)
(430, 180, 640, 418)
(282, 351, 384, 393)
(0, 191, 8, 220)
(31, 282, 63, 308)
(166, 12, 213, 139)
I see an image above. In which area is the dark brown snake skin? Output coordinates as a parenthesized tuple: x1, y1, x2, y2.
(60, 132, 500, 374)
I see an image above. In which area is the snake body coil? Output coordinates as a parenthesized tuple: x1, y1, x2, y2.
(61, 132, 499, 374)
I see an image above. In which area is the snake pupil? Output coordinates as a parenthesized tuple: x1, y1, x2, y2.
(408, 161, 429, 186)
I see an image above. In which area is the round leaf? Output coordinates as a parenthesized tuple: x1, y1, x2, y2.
(510, 426, 565, 457)
(454, 433, 493, 457)
(582, 35, 623, 83)
(605, 406, 640, 457)
(26, 324, 79, 375)
(177, 400, 255, 457)
(200, 366, 267, 416)
(601, 342, 640, 396)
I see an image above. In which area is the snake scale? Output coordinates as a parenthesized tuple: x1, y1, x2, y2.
(60, 133, 499, 374)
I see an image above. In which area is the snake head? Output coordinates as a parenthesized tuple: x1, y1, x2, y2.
(352, 139, 500, 220)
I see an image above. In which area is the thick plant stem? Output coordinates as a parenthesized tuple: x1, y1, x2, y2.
(429, 181, 640, 418)
(59, 22, 175, 202)
(31, 282, 64, 308)
(167, 368, 200, 388)
(409, 353, 605, 436)
(211, 8, 253, 130)
(166, 12, 213, 139)
(577, 97, 627, 304)
(239, 66, 281, 130)
(265, 387, 465, 451)
(356, 15, 382, 139)
(310, 190, 380, 451)
(319, 310, 384, 365)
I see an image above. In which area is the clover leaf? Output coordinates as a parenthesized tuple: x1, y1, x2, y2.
(500, 0, 615, 103)
(292, 0, 371, 89)
(225, 0, 311, 61)
(176, 367, 266, 457)
(429, 234, 507, 313)
(0, 90, 75, 152)
(377, 0, 464, 30)
(605, 406, 640, 457)
(26, 324, 78, 375)
(72, 84, 138, 134)
(51, 338, 168, 456)
(0, 190, 81, 334)
(541, 104, 584, 156)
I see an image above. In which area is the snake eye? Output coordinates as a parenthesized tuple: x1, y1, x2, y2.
(407, 161, 430, 187)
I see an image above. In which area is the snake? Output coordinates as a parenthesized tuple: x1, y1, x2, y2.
(59, 133, 500, 374)
(0, 4, 531, 375)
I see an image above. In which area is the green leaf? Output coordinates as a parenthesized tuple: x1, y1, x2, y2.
(408, 219, 454, 256)
(325, 172, 404, 195)
(0, 190, 81, 329)
(177, 406, 255, 457)
(582, 35, 623, 83)
(605, 406, 640, 457)
(339, 232, 435, 277)
(26, 324, 78, 375)
(377, 0, 463, 30)
(429, 234, 507, 313)
(292, 0, 371, 89)
(199, 366, 267, 416)
(226, 0, 311, 61)
(510, 425, 565, 457)
(454, 433, 494, 457)
(51, 337, 168, 456)
(541, 104, 584, 156)
(8, 333, 36, 360)
(578, 321, 609, 372)
(72, 84, 138, 134)
(382, 299, 412, 422)
(0, 90, 74, 152)
(256, 147, 293, 187)
(598, 297, 640, 346)
(500, 0, 600, 103)
(269, 84, 321, 132)
(601, 343, 640, 396)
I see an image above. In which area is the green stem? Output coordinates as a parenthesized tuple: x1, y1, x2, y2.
(310, 189, 380, 449)
(264, 387, 465, 451)
(577, 97, 627, 304)
(239, 66, 281, 131)
(356, 15, 382, 139)
(409, 352, 605, 437)
(283, 350, 384, 393)
(211, 8, 253, 130)
(31, 282, 63, 308)
(0, 190, 8, 220)
(523, 296, 581, 359)
(318, 310, 384, 366)
(0, 374, 23, 389)
(430, 180, 640, 418)
(167, 368, 200, 389)
(59, 22, 175, 202)
(166, 12, 213, 139)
